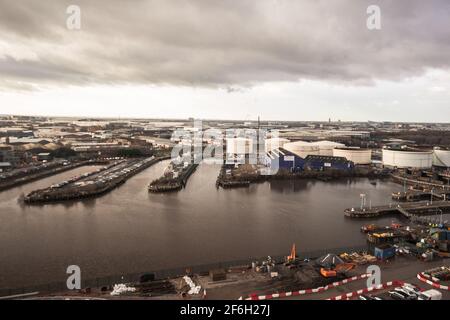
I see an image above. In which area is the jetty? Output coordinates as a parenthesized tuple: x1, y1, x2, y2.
(344, 200, 450, 220)
(0, 159, 108, 191)
(148, 163, 198, 193)
(24, 157, 163, 204)
(392, 189, 450, 202)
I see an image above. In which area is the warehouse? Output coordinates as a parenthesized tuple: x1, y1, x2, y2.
(433, 147, 450, 168)
(382, 148, 433, 169)
(304, 155, 354, 171)
(333, 147, 372, 165)
(266, 148, 305, 172)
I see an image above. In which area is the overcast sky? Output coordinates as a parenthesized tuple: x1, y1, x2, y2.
(0, 0, 449, 122)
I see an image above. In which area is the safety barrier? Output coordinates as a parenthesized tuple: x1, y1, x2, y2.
(240, 273, 370, 300)
(417, 273, 449, 291)
(326, 280, 404, 300)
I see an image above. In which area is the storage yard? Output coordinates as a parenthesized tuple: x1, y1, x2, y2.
(23, 157, 163, 203)
(0, 159, 105, 191)
(10, 243, 448, 301)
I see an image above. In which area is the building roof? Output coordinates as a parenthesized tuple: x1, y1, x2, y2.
(266, 147, 302, 160)
(305, 155, 350, 163)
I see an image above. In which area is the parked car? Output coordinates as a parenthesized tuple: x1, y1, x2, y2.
(418, 289, 442, 300)
(389, 290, 408, 300)
(359, 294, 382, 300)
(394, 287, 417, 300)
(402, 284, 421, 297)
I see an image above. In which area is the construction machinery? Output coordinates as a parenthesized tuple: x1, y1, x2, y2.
(316, 253, 356, 278)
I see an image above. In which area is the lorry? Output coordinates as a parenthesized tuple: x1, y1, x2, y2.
(417, 289, 443, 300)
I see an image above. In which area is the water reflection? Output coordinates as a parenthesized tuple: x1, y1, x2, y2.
(0, 161, 406, 289)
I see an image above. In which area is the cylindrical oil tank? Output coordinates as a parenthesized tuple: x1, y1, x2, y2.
(382, 148, 433, 169)
(433, 147, 450, 167)
(264, 138, 290, 152)
(310, 141, 346, 156)
(333, 147, 372, 165)
(283, 141, 320, 158)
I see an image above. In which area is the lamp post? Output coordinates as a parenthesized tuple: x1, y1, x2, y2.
(360, 193, 366, 210)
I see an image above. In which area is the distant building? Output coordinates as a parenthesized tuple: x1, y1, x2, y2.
(0, 162, 12, 172)
(0, 145, 18, 166)
(37, 153, 52, 162)
(0, 128, 34, 138)
(226, 138, 254, 155)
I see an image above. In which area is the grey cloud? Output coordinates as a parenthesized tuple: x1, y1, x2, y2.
(0, 0, 449, 89)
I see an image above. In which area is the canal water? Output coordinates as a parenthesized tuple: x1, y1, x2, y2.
(0, 161, 409, 288)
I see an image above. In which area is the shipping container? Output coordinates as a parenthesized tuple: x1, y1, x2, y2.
(374, 244, 396, 260)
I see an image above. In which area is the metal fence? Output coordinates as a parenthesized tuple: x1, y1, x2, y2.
(0, 244, 369, 298)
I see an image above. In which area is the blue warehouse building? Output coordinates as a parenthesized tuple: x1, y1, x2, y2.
(304, 155, 354, 171)
(267, 149, 354, 173)
(266, 148, 305, 172)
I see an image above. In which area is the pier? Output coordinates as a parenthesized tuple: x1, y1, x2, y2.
(0, 159, 108, 191)
(391, 173, 450, 191)
(344, 200, 450, 220)
(392, 189, 450, 202)
(24, 156, 164, 204)
(148, 163, 199, 193)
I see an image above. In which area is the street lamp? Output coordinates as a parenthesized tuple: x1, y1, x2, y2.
(360, 193, 366, 210)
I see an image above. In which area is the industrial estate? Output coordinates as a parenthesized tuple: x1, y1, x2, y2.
(0, 114, 449, 301)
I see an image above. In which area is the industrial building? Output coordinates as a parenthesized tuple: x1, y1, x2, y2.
(333, 147, 372, 165)
(382, 148, 433, 169)
(433, 147, 450, 168)
(266, 148, 305, 172)
(226, 137, 254, 155)
(0, 145, 18, 166)
(304, 155, 354, 171)
(70, 142, 125, 152)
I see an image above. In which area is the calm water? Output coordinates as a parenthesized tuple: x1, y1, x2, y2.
(0, 161, 406, 288)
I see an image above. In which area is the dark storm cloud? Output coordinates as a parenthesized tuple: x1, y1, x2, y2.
(0, 0, 449, 89)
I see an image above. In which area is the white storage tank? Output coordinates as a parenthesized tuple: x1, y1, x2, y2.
(226, 137, 254, 155)
(382, 148, 433, 169)
(433, 147, 450, 167)
(310, 141, 346, 156)
(333, 147, 372, 165)
(283, 141, 320, 158)
(264, 138, 290, 152)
